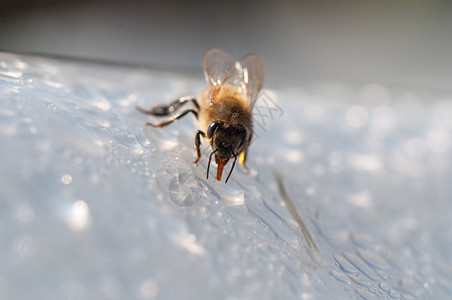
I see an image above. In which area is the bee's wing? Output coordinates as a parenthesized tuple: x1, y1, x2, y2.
(240, 53, 265, 107)
(203, 47, 264, 107)
(202, 47, 237, 89)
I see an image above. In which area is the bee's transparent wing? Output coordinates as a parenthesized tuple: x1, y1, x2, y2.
(202, 47, 237, 89)
(203, 47, 264, 107)
(240, 53, 265, 107)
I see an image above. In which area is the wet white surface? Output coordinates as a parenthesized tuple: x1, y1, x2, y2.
(1, 52, 451, 299)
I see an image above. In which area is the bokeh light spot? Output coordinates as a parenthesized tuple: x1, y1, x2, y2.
(62, 174, 72, 185)
(427, 129, 451, 153)
(17, 204, 35, 223)
(346, 106, 368, 128)
(67, 200, 92, 232)
(141, 278, 159, 299)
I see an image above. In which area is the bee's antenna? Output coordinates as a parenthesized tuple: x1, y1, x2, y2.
(207, 149, 218, 180)
(225, 149, 238, 184)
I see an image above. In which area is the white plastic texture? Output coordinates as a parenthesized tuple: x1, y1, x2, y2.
(1, 52, 451, 299)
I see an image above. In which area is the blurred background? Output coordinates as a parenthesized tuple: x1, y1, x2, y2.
(2, 0, 452, 92)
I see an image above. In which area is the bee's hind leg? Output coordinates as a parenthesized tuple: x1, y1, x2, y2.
(136, 96, 199, 117)
(145, 109, 198, 128)
(193, 130, 205, 165)
(239, 133, 253, 174)
(239, 151, 250, 174)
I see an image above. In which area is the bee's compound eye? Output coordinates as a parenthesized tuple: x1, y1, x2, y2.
(207, 121, 224, 139)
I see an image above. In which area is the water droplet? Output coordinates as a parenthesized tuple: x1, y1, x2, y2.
(308, 143, 323, 157)
(15, 60, 27, 70)
(427, 129, 451, 153)
(346, 106, 368, 128)
(359, 84, 390, 105)
(13, 235, 35, 258)
(284, 129, 303, 145)
(403, 138, 426, 158)
(67, 200, 92, 232)
(285, 150, 303, 163)
(61, 174, 72, 184)
(305, 187, 316, 196)
(141, 278, 159, 299)
(305, 103, 325, 122)
(17, 204, 35, 223)
(312, 164, 325, 176)
(329, 152, 342, 166)
(349, 190, 372, 208)
(350, 154, 382, 172)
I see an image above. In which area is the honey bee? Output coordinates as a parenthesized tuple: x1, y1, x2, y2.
(137, 47, 264, 183)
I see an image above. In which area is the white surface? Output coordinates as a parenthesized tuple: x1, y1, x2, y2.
(0, 52, 451, 299)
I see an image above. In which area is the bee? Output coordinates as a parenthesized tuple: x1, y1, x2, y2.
(136, 47, 264, 183)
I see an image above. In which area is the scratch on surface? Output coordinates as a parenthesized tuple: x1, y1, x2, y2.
(275, 172, 323, 265)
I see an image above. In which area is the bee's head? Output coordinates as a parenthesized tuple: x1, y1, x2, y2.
(207, 120, 247, 182)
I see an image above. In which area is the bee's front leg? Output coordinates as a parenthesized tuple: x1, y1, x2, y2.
(193, 130, 206, 165)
